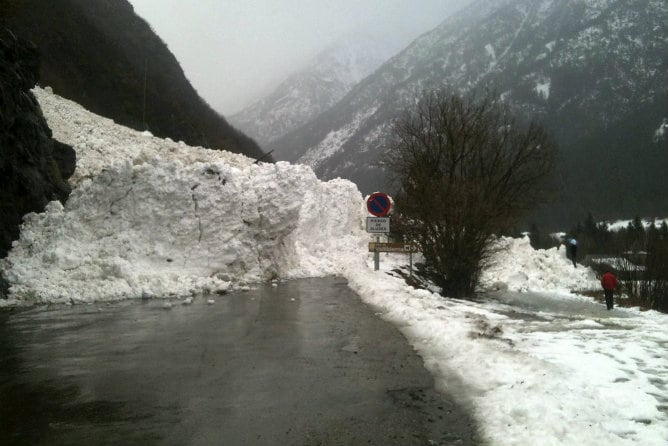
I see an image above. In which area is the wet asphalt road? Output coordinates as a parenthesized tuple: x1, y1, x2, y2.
(0, 277, 479, 446)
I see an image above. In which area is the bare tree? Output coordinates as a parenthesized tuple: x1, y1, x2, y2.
(387, 90, 557, 297)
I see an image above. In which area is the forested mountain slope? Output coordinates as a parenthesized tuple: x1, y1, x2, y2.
(0, 0, 267, 160)
(270, 0, 668, 226)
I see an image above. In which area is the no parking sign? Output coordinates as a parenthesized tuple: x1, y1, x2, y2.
(366, 192, 392, 217)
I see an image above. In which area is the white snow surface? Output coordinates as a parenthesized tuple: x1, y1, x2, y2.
(655, 118, 667, 142)
(535, 79, 551, 99)
(1, 88, 667, 445)
(605, 217, 668, 232)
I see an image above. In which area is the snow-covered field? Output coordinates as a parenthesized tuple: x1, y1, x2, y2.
(1, 88, 666, 445)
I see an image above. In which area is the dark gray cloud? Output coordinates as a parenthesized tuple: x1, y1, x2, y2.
(128, 0, 472, 114)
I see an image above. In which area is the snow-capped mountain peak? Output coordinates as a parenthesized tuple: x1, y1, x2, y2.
(229, 32, 401, 146)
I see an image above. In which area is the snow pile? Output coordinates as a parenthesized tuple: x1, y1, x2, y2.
(33, 87, 252, 186)
(480, 236, 599, 293)
(1, 88, 365, 304)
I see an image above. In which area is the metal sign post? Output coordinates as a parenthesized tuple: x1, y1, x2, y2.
(366, 192, 420, 273)
(364, 192, 420, 275)
(366, 193, 393, 271)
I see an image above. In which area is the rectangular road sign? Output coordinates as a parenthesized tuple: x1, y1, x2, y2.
(368, 242, 419, 253)
(366, 217, 390, 233)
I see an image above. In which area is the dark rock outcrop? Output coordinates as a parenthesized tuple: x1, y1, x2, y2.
(0, 30, 76, 259)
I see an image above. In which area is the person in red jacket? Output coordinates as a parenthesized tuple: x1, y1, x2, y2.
(601, 270, 619, 310)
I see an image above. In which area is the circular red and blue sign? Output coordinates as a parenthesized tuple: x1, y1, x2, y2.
(366, 192, 393, 217)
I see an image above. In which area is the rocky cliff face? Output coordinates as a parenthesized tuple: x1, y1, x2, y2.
(0, 31, 76, 262)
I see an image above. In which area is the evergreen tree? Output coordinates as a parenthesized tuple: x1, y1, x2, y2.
(648, 220, 659, 247)
(628, 216, 646, 251)
(660, 221, 668, 240)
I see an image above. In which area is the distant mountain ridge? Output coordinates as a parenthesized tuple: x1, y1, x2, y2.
(230, 33, 402, 146)
(269, 0, 668, 226)
(0, 0, 267, 160)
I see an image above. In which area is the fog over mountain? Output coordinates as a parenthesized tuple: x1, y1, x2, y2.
(127, 0, 474, 114)
(230, 33, 403, 146)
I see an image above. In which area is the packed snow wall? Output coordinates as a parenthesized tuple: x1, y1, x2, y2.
(0, 88, 366, 305)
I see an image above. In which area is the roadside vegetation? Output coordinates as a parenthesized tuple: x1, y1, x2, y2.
(387, 90, 557, 298)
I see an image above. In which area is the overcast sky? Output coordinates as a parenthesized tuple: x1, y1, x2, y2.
(127, 0, 472, 115)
